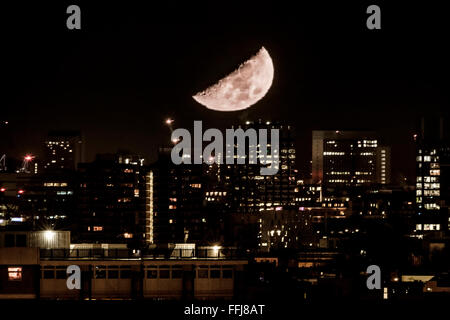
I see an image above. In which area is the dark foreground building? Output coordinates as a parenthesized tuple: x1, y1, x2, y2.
(0, 247, 246, 300)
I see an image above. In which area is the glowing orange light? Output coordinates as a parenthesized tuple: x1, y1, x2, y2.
(0, 188, 6, 192)
(24, 155, 34, 161)
(165, 118, 174, 125)
(18, 190, 24, 194)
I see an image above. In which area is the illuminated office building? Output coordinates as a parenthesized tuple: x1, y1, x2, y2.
(312, 130, 390, 186)
(415, 116, 450, 233)
(259, 207, 305, 251)
(223, 120, 297, 213)
(44, 131, 84, 172)
(149, 120, 297, 246)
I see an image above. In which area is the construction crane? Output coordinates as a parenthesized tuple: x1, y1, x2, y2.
(19, 154, 35, 173)
(0, 154, 5, 171)
(0, 154, 6, 171)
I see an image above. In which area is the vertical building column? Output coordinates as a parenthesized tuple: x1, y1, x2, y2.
(182, 264, 195, 300)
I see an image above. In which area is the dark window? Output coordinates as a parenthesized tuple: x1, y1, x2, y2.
(159, 269, 170, 279)
(172, 270, 183, 279)
(16, 235, 27, 247)
(44, 270, 55, 279)
(210, 270, 220, 278)
(56, 267, 66, 279)
(147, 270, 157, 279)
(95, 266, 106, 279)
(108, 270, 119, 279)
(198, 269, 208, 278)
(222, 270, 233, 278)
(5, 234, 14, 247)
(120, 266, 132, 279)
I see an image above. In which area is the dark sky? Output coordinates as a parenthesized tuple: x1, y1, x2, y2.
(2, 1, 449, 182)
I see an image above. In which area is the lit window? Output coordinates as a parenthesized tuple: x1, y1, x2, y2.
(430, 170, 440, 176)
(93, 226, 103, 231)
(8, 267, 22, 281)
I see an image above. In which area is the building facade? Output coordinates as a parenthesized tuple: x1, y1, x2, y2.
(74, 153, 147, 247)
(44, 131, 84, 172)
(415, 116, 450, 234)
(312, 130, 390, 186)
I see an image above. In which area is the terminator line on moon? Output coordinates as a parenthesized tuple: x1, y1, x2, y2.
(193, 47, 274, 112)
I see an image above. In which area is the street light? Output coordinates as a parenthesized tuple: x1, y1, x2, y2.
(44, 230, 55, 241)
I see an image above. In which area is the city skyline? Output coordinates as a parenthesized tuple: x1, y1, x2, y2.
(1, 1, 450, 306)
(2, 2, 449, 182)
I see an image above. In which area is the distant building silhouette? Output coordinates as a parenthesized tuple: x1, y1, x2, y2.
(44, 131, 84, 172)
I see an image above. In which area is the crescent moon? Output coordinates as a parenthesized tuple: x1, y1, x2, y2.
(193, 47, 274, 112)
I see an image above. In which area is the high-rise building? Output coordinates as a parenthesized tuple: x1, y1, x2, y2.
(376, 146, 391, 185)
(148, 147, 212, 245)
(259, 207, 304, 251)
(414, 116, 450, 234)
(149, 120, 297, 247)
(0, 170, 76, 231)
(44, 131, 84, 172)
(312, 130, 390, 186)
(223, 120, 297, 213)
(74, 153, 146, 247)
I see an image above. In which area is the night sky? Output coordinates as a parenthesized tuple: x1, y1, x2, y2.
(2, 1, 449, 182)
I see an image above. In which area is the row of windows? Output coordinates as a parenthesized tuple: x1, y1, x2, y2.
(416, 224, 440, 231)
(43, 182, 68, 187)
(41, 266, 77, 279)
(94, 266, 132, 279)
(145, 265, 233, 279)
(40, 265, 133, 279)
(40, 265, 233, 280)
(417, 176, 439, 182)
(416, 156, 439, 162)
(416, 183, 440, 190)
